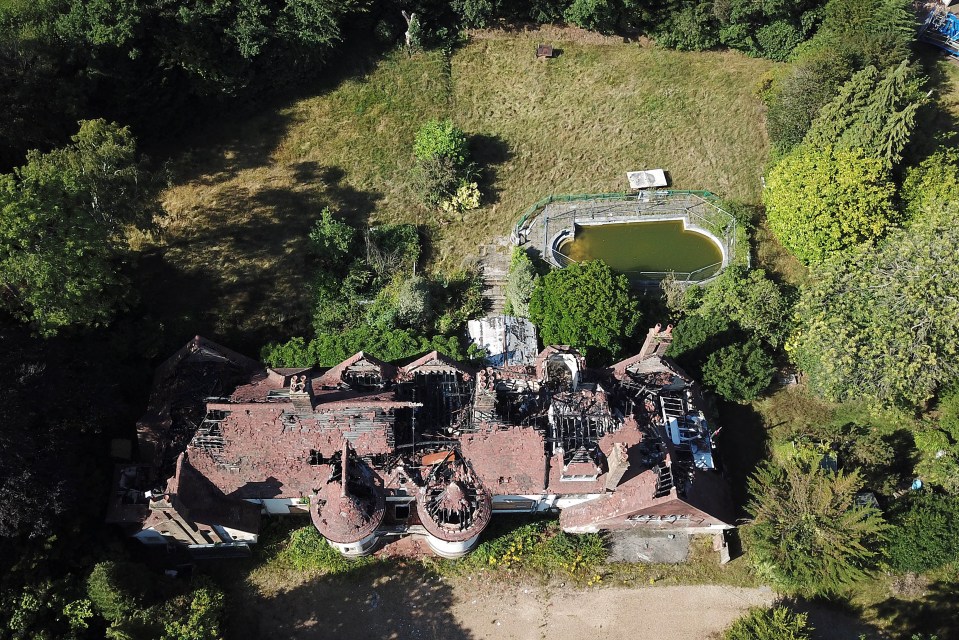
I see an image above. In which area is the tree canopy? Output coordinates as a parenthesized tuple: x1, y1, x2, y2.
(791, 202, 959, 408)
(744, 460, 887, 596)
(0, 119, 150, 336)
(764, 145, 897, 264)
(803, 61, 925, 172)
(528, 260, 640, 363)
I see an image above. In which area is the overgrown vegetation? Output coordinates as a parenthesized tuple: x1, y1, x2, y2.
(723, 605, 812, 640)
(262, 206, 484, 367)
(428, 518, 605, 584)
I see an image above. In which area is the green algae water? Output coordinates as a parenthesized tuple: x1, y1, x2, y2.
(558, 220, 723, 281)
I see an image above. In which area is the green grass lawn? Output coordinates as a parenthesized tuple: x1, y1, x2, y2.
(147, 32, 777, 348)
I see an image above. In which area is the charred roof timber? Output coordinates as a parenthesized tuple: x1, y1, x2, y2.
(108, 325, 735, 559)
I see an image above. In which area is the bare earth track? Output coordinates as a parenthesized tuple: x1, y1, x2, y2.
(227, 571, 776, 640)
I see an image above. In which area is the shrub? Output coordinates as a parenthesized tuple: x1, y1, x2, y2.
(412, 153, 460, 208)
(764, 145, 897, 264)
(413, 119, 468, 166)
(887, 493, 959, 573)
(724, 605, 812, 640)
(395, 275, 433, 330)
(440, 180, 481, 214)
(309, 207, 355, 264)
(701, 337, 775, 402)
(528, 260, 640, 363)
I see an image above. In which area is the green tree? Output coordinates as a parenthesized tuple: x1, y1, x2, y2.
(744, 460, 887, 596)
(702, 337, 776, 402)
(686, 265, 792, 347)
(764, 145, 897, 264)
(724, 606, 812, 640)
(564, 0, 622, 33)
(791, 203, 959, 407)
(0, 120, 150, 336)
(528, 260, 640, 363)
(804, 62, 925, 172)
(763, 49, 855, 155)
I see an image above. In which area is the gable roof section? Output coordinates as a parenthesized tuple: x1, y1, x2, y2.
(399, 350, 474, 378)
(314, 351, 397, 387)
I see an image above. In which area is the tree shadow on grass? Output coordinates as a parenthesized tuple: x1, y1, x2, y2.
(133, 167, 381, 356)
(714, 400, 769, 515)
(221, 561, 474, 640)
(468, 133, 513, 207)
(782, 597, 884, 640)
(870, 578, 959, 640)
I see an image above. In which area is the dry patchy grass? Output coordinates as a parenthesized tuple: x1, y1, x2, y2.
(151, 35, 777, 345)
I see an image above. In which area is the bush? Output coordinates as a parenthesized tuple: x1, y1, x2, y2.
(309, 207, 355, 264)
(413, 119, 468, 166)
(701, 337, 775, 402)
(887, 493, 959, 573)
(395, 275, 433, 330)
(724, 605, 812, 640)
(528, 260, 640, 363)
(440, 180, 481, 214)
(442, 518, 605, 582)
(764, 145, 897, 264)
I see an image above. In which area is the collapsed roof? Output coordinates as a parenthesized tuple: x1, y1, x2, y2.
(108, 325, 734, 556)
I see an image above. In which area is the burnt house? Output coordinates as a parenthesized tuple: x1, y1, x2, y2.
(107, 326, 734, 558)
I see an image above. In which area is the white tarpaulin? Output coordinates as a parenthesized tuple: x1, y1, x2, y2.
(467, 315, 539, 367)
(626, 169, 668, 190)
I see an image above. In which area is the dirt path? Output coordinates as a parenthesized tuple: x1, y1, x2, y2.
(231, 570, 776, 640)
(450, 583, 775, 640)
